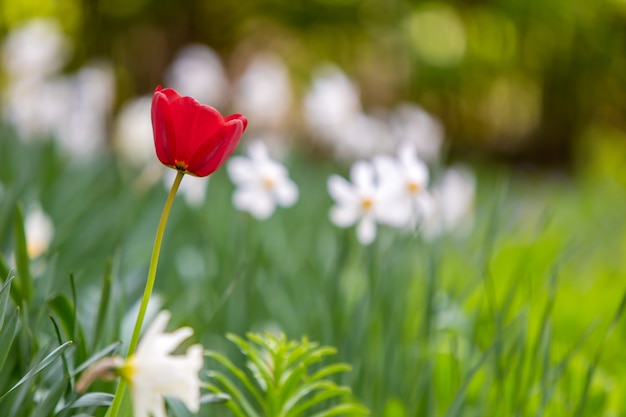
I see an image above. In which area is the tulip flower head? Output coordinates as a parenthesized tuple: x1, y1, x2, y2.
(151, 86, 248, 177)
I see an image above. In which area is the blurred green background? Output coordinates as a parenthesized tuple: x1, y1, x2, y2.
(2, 0, 626, 167)
(2, 0, 626, 416)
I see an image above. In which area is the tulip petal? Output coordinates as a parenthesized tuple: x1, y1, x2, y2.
(151, 91, 177, 165)
(189, 118, 244, 177)
(170, 97, 224, 164)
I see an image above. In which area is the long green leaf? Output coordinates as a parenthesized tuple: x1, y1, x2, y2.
(227, 334, 274, 388)
(63, 392, 114, 409)
(0, 255, 9, 285)
(13, 203, 33, 303)
(205, 350, 264, 408)
(93, 258, 113, 350)
(48, 291, 88, 363)
(285, 386, 353, 417)
(310, 402, 370, 417)
(32, 376, 68, 416)
(309, 364, 352, 383)
(574, 287, 626, 417)
(200, 393, 230, 404)
(207, 370, 261, 417)
(205, 383, 247, 417)
(50, 316, 73, 391)
(0, 340, 73, 402)
(0, 273, 13, 328)
(0, 307, 19, 371)
(72, 341, 122, 376)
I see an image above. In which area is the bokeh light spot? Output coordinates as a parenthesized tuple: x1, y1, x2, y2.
(405, 4, 466, 67)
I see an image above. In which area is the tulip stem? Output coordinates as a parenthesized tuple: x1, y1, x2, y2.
(108, 170, 184, 417)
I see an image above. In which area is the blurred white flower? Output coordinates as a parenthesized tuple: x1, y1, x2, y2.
(165, 44, 229, 107)
(227, 141, 298, 219)
(163, 169, 209, 208)
(25, 205, 54, 259)
(113, 95, 155, 167)
(335, 112, 395, 160)
(3, 77, 72, 141)
(3, 52, 115, 158)
(55, 62, 116, 159)
(304, 65, 397, 160)
(304, 65, 362, 145)
(374, 142, 432, 227)
(1, 18, 70, 82)
(422, 165, 476, 240)
(233, 54, 292, 133)
(389, 103, 444, 163)
(120, 311, 203, 417)
(327, 160, 410, 245)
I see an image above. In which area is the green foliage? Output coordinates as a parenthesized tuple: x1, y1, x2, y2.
(206, 332, 369, 417)
(2, 131, 626, 417)
(0, 263, 118, 416)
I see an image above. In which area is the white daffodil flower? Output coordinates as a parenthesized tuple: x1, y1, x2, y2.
(374, 142, 432, 228)
(233, 54, 293, 134)
(389, 103, 444, 163)
(327, 160, 410, 245)
(113, 95, 155, 167)
(421, 165, 476, 240)
(227, 141, 298, 220)
(120, 311, 203, 417)
(25, 205, 54, 258)
(1, 18, 71, 82)
(165, 44, 229, 108)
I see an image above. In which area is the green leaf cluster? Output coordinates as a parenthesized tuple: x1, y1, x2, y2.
(206, 332, 369, 417)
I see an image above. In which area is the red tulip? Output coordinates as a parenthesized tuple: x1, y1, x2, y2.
(151, 86, 248, 177)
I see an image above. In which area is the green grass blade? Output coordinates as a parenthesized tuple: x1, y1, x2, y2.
(309, 402, 370, 417)
(0, 273, 13, 328)
(13, 203, 33, 303)
(206, 370, 261, 417)
(72, 341, 122, 376)
(205, 350, 264, 408)
(284, 383, 350, 417)
(0, 255, 9, 284)
(309, 364, 353, 383)
(574, 287, 626, 417)
(0, 307, 19, 371)
(32, 376, 68, 416)
(227, 333, 274, 388)
(200, 393, 230, 404)
(285, 386, 353, 417)
(0, 340, 73, 402)
(62, 392, 114, 409)
(205, 383, 247, 417)
(50, 316, 74, 391)
(93, 258, 113, 350)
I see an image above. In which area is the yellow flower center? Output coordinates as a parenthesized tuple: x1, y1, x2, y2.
(117, 357, 136, 383)
(174, 161, 188, 172)
(263, 177, 275, 190)
(360, 197, 374, 212)
(407, 181, 421, 195)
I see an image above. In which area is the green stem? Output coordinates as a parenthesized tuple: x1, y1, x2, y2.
(108, 170, 184, 417)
